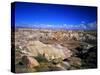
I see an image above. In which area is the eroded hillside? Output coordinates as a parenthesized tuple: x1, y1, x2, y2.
(13, 28, 97, 73)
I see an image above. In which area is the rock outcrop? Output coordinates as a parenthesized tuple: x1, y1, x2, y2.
(22, 41, 72, 61)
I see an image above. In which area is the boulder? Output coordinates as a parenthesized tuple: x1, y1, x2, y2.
(22, 55, 39, 68)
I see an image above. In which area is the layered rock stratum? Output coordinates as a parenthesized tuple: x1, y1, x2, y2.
(13, 28, 97, 73)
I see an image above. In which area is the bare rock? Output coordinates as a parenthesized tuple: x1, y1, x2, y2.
(25, 41, 72, 61)
(22, 55, 39, 68)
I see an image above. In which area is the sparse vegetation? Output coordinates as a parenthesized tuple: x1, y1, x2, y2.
(14, 28, 97, 73)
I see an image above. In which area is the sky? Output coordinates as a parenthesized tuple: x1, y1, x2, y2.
(13, 2, 97, 30)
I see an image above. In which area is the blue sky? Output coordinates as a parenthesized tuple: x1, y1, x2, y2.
(13, 2, 97, 30)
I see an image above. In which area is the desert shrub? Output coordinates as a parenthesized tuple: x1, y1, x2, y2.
(34, 53, 48, 62)
(34, 62, 50, 72)
(52, 58, 62, 65)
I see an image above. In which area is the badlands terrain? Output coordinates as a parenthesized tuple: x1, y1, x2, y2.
(12, 28, 97, 73)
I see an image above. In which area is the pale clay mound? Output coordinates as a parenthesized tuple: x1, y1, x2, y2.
(21, 40, 72, 61)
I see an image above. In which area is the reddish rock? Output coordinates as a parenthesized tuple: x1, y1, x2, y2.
(22, 55, 39, 68)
